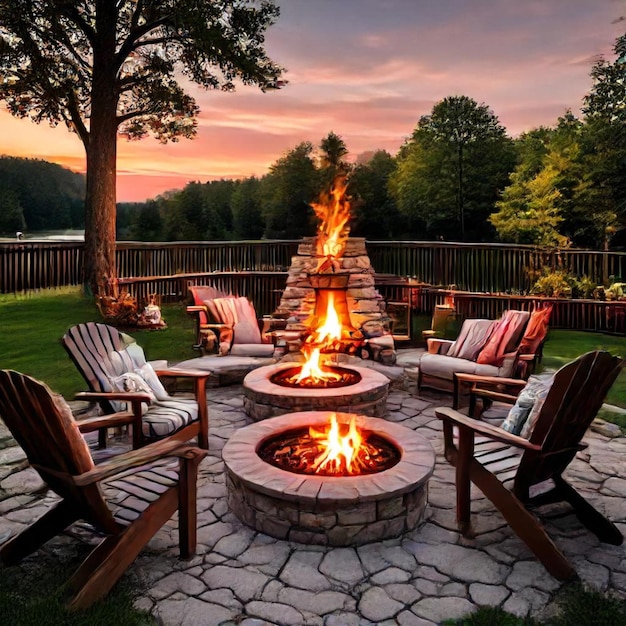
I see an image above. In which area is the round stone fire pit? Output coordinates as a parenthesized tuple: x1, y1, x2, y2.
(223, 411, 435, 546)
(243, 362, 389, 421)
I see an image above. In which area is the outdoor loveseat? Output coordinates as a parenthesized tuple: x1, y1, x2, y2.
(417, 307, 552, 396)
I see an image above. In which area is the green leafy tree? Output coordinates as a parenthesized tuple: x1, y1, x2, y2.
(0, 1, 284, 294)
(390, 95, 514, 240)
(163, 182, 207, 241)
(261, 141, 318, 238)
(349, 150, 406, 239)
(581, 29, 626, 248)
(318, 131, 349, 187)
(127, 200, 163, 241)
(231, 177, 264, 239)
(203, 179, 236, 239)
(490, 159, 569, 247)
(490, 115, 585, 247)
(0, 185, 25, 233)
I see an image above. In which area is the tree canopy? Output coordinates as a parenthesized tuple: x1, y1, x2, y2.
(0, 0, 284, 293)
(390, 95, 515, 241)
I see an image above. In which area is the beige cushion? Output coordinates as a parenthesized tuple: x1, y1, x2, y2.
(230, 343, 276, 357)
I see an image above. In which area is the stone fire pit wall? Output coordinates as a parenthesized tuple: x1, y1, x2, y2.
(222, 411, 435, 547)
(242, 363, 390, 421)
(275, 237, 395, 363)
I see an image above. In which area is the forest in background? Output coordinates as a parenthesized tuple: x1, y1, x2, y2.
(2, 28, 625, 250)
(0, 156, 85, 234)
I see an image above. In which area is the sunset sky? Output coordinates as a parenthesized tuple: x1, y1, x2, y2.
(0, 0, 623, 202)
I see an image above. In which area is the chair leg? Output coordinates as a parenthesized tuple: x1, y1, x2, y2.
(0, 500, 78, 565)
(554, 477, 623, 545)
(66, 489, 179, 610)
(194, 376, 209, 450)
(468, 460, 577, 581)
(455, 427, 475, 537)
(178, 454, 202, 558)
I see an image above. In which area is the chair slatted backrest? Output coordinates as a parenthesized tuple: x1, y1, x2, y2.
(62, 322, 134, 413)
(518, 351, 623, 489)
(0, 370, 119, 528)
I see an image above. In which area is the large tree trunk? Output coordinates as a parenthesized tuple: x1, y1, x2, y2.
(83, 2, 118, 296)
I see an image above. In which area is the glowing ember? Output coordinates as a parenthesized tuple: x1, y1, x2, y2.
(270, 365, 361, 389)
(309, 413, 362, 474)
(258, 413, 400, 476)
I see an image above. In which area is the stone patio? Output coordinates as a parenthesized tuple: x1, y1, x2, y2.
(0, 351, 625, 625)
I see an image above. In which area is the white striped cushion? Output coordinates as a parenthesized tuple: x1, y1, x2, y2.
(142, 398, 199, 438)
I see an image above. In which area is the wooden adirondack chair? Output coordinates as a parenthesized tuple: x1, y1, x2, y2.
(62, 322, 209, 450)
(435, 351, 624, 580)
(0, 369, 206, 610)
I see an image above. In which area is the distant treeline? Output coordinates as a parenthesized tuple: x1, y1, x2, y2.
(0, 156, 85, 235)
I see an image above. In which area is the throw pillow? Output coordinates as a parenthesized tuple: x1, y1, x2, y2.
(519, 305, 553, 355)
(135, 363, 169, 401)
(519, 373, 554, 439)
(500, 373, 554, 437)
(476, 310, 530, 366)
(110, 372, 155, 399)
(447, 319, 496, 361)
(109, 372, 155, 415)
(233, 319, 262, 344)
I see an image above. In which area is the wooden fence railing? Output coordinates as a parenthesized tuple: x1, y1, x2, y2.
(2, 239, 624, 335)
(3, 239, 626, 296)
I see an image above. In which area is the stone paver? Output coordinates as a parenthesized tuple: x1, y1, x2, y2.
(1, 349, 625, 625)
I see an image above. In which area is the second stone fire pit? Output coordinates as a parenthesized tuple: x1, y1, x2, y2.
(243, 362, 390, 421)
(223, 410, 435, 546)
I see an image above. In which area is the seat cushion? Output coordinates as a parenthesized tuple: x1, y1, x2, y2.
(230, 343, 276, 357)
(142, 398, 198, 438)
(420, 354, 496, 380)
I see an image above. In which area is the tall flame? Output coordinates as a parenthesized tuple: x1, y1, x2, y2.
(297, 175, 353, 384)
(312, 176, 351, 268)
(297, 291, 344, 383)
(309, 413, 363, 474)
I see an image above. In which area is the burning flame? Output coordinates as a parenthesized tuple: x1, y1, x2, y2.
(296, 175, 354, 385)
(312, 176, 351, 269)
(309, 413, 364, 474)
(297, 291, 344, 383)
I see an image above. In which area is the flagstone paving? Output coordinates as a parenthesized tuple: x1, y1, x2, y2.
(1, 368, 625, 625)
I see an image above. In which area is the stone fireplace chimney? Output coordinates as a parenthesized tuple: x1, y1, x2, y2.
(273, 237, 396, 364)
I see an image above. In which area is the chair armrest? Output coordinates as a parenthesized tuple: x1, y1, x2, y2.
(73, 440, 207, 486)
(74, 411, 136, 433)
(76, 391, 153, 403)
(453, 372, 526, 413)
(186, 305, 207, 313)
(454, 373, 527, 389)
(427, 338, 453, 354)
(154, 368, 210, 380)
(435, 406, 541, 451)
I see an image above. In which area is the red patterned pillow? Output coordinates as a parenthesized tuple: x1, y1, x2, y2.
(476, 310, 530, 367)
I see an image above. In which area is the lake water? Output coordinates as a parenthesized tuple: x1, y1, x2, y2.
(0, 230, 85, 242)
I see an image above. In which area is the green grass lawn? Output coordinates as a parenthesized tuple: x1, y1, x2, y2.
(0, 288, 198, 398)
(2, 293, 626, 417)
